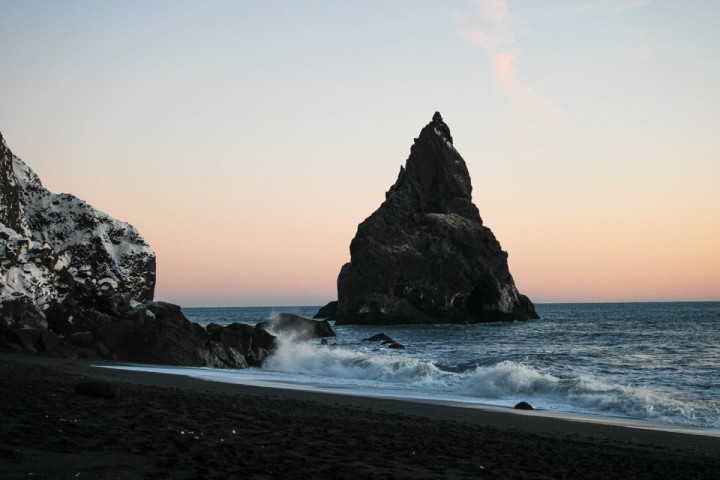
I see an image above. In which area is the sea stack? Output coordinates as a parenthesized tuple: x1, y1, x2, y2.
(335, 113, 538, 325)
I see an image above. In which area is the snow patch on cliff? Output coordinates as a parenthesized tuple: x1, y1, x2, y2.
(0, 136, 156, 306)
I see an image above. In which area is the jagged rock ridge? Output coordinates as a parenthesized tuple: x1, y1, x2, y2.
(335, 112, 538, 324)
(0, 131, 155, 305)
(0, 132, 236, 367)
(1, 131, 334, 368)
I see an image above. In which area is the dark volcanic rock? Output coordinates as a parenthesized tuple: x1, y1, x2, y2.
(112, 302, 248, 369)
(207, 322, 255, 353)
(0, 132, 26, 233)
(1, 327, 41, 353)
(257, 313, 335, 340)
(362, 333, 396, 344)
(514, 401, 534, 410)
(207, 322, 279, 367)
(362, 333, 405, 350)
(68, 331, 94, 348)
(313, 300, 338, 320)
(336, 113, 538, 325)
(0, 294, 47, 330)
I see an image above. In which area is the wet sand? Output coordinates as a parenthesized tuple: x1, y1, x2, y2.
(1, 352, 719, 479)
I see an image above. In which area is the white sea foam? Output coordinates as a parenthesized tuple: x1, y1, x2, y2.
(264, 334, 447, 385)
(174, 303, 720, 431)
(260, 339, 720, 429)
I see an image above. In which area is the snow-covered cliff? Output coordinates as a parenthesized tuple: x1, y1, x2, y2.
(0, 131, 155, 309)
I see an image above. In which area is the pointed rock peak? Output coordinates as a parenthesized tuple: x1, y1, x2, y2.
(429, 111, 453, 145)
(391, 112, 469, 208)
(337, 114, 538, 325)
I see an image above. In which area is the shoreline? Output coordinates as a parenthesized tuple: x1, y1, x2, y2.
(2, 352, 720, 479)
(99, 362, 720, 440)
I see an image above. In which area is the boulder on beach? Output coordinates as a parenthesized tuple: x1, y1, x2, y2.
(335, 113, 538, 325)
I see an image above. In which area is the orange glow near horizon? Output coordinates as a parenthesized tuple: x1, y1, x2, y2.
(2, 1, 719, 306)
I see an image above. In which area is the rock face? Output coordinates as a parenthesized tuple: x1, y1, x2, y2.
(313, 301, 338, 320)
(0, 130, 155, 306)
(361, 333, 405, 350)
(257, 313, 335, 341)
(0, 131, 272, 369)
(336, 113, 538, 325)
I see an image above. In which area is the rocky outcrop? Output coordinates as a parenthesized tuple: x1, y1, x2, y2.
(0, 130, 155, 307)
(0, 295, 270, 369)
(362, 333, 405, 350)
(313, 301, 338, 320)
(0, 131, 276, 369)
(257, 313, 335, 341)
(336, 113, 538, 325)
(109, 302, 249, 369)
(207, 322, 279, 367)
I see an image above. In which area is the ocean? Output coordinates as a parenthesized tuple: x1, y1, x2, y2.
(116, 303, 720, 432)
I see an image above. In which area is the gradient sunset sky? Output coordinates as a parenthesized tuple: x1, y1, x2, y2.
(1, 0, 718, 306)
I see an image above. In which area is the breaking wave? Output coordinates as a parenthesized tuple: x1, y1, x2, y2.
(262, 337, 720, 429)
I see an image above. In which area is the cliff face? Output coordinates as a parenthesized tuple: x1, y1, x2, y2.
(336, 113, 538, 324)
(0, 132, 28, 234)
(0, 131, 155, 306)
(0, 131, 288, 369)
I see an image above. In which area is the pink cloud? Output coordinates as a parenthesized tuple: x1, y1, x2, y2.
(492, 50, 518, 94)
(454, 0, 562, 134)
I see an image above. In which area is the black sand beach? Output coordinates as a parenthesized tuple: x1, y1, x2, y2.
(1, 352, 719, 479)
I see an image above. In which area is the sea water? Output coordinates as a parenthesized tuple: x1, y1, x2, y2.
(121, 303, 720, 431)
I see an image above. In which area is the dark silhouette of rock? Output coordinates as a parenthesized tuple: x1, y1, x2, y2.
(313, 301, 338, 320)
(36, 329, 60, 353)
(336, 113, 538, 325)
(68, 331, 94, 348)
(75, 381, 116, 399)
(1, 327, 41, 353)
(207, 322, 279, 367)
(514, 401, 534, 410)
(0, 294, 47, 330)
(96, 318, 135, 352)
(207, 322, 254, 353)
(112, 302, 248, 368)
(361, 333, 405, 349)
(0, 131, 26, 233)
(362, 333, 395, 343)
(257, 313, 336, 340)
(245, 326, 279, 367)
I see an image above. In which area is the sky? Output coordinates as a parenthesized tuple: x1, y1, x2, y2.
(0, 0, 718, 306)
